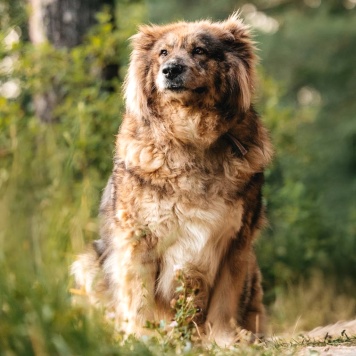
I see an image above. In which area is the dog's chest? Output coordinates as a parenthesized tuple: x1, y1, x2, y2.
(165, 196, 243, 264)
(136, 176, 244, 299)
(138, 171, 243, 246)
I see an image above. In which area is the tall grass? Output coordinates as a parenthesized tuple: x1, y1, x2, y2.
(268, 272, 356, 336)
(0, 115, 120, 354)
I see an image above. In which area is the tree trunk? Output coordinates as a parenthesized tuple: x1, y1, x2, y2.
(29, 0, 114, 49)
(28, 0, 116, 122)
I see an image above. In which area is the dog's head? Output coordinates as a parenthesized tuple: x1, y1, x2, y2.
(124, 14, 257, 145)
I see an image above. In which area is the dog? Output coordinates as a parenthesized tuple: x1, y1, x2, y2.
(71, 13, 273, 347)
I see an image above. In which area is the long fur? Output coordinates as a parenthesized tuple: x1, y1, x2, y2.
(71, 14, 273, 347)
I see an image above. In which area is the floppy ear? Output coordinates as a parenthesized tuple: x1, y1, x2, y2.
(124, 25, 163, 118)
(220, 13, 257, 113)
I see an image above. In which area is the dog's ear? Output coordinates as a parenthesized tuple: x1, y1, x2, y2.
(221, 13, 251, 42)
(219, 13, 257, 113)
(124, 25, 163, 118)
(130, 25, 164, 51)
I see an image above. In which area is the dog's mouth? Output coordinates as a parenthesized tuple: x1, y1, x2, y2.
(166, 84, 207, 94)
(166, 84, 186, 92)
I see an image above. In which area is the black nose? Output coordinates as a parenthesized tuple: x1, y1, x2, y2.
(162, 62, 186, 80)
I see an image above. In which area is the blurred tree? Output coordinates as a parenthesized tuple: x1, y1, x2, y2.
(0, 0, 26, 29)
(28, 0, 116, 122)
(0, 3, 146, 276)
(28, 0, 115, 48)
(257, 2, 356, 287)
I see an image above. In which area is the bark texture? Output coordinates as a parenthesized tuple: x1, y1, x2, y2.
(29, 0, 114, 48)
(28, 0, 115, 122)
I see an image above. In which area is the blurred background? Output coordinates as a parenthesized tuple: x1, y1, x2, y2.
(0, 0, 355, 353)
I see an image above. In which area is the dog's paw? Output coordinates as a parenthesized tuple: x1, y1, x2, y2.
(206, 326, 257, 348)
(233, 327, 256, 344)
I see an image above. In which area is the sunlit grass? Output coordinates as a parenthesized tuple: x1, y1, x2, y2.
(268, 272, 356, 336)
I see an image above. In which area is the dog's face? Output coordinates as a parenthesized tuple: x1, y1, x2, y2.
(124, 15, 257, 146)
(154, 31, 224, 96)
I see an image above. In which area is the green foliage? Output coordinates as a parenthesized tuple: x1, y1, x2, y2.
(0, 5, 146, 354)
(1, 0, 356, 354)
(143, 270, 200, 354)
(168, 271, 199, 344)
(255, 4, 356, 293)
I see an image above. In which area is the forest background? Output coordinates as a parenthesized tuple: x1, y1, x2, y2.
(0, 0, 355, 354)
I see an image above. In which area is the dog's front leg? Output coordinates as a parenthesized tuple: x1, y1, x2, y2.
(104, 230, 158, 335)
(205, 243, 266, 347)
(205, 247, 250, 347)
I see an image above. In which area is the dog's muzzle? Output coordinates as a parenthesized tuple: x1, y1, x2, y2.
(159, 60, 206, 93)
(162, 62, 186, 80)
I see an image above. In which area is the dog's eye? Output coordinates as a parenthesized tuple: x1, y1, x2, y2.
(160, 49, 168, 56)
(192, 47, 207, 55)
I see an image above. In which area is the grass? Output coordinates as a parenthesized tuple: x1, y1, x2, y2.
(267, 273, 356, 335)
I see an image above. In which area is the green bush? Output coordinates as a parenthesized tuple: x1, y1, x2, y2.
(0, 8, 141, 354)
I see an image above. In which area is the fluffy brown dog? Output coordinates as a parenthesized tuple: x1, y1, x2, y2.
(72, 14, 273, 347)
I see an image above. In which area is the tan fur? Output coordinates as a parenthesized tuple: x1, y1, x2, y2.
(72, 13, 273, 347)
